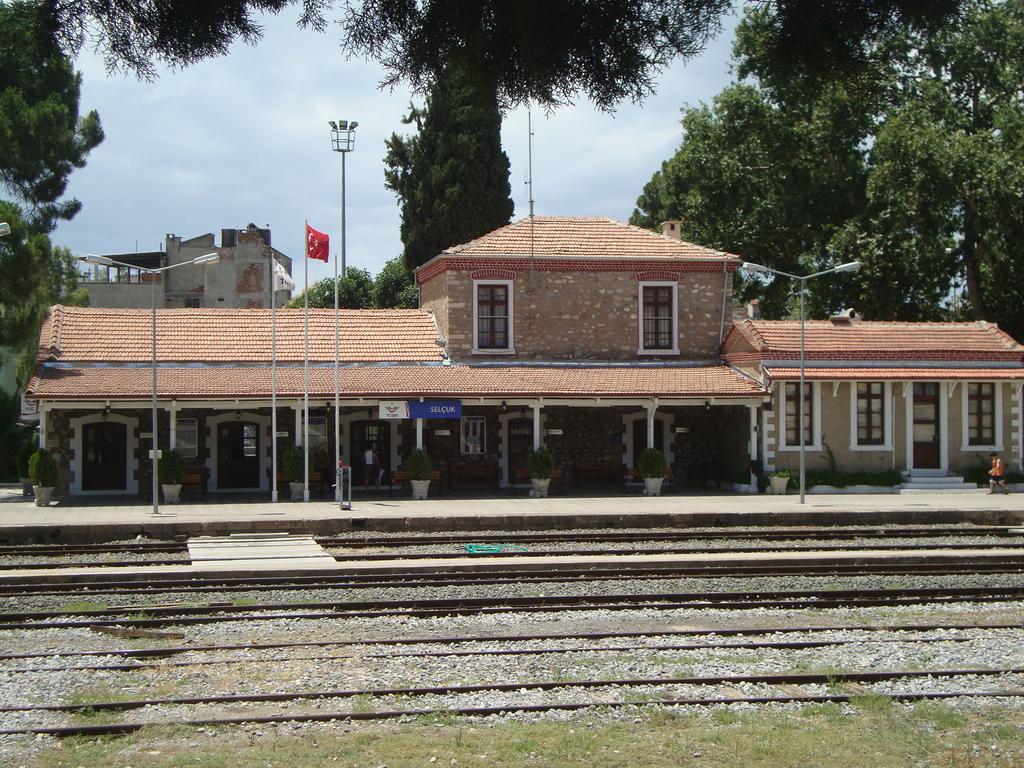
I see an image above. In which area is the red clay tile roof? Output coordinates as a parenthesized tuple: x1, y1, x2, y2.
(38, 306, 445, 364)
(437, 217, 739, 261)
(726, 319, 1024, 363)
(26, 364, 766, 401)
(765, 366, 1024, 381)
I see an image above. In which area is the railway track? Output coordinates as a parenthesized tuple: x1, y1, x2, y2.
(0, 524, 1016, 558)
(3, 559, 1024, 598)
(2, 585, 1022, 630)
(1, 668, 1021, 737)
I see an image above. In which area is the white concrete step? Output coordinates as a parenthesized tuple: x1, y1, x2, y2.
(899, 487, 987, 495)
(902, 475, 970, 484)
(900, 473, 979, 494)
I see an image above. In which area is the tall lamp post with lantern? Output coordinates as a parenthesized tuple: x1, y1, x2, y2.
(80, 251, 220, 515)
(329, 119, 357, 501)
(739, 260, 862, 503)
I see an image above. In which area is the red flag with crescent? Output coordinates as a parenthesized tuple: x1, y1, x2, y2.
(305, 224, 329, 262)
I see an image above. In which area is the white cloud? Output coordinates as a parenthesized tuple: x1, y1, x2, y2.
(53, 6, 737, 284)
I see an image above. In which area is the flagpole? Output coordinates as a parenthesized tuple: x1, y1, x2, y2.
(303, 220, 310, 503)
(271, 255, 278, 503)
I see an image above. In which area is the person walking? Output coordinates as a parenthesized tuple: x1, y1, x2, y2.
(988, 452, 1010, 494)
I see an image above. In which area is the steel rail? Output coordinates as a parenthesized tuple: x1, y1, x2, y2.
(1, 687, 1022, 737)
(2, 586, 1023, 630)
(316, 526, 1018, 547)
(2, 633, 1003, 675)
(3, 621, 1019, 662)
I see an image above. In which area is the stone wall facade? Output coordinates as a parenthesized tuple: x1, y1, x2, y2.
(421, 267, 733, 361)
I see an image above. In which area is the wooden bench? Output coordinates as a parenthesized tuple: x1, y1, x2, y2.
(449, 462, 500, 491)
(182, 467, 206, 498)
(511, 467, 563, 495)
(390, 468, 443, 497)
(574, 461, 624, 489)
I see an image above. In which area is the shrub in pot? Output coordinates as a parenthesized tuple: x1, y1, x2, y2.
(158, 449, 187, 503)
(405, 449, 432, 499)
(769, 469, 791, 495)
(18, 441, 36, 497)
(637, 447, 668, 496)
(282, 445, 306, 501)
(525, 446, 554, 498)
(28, 448, 58, 507)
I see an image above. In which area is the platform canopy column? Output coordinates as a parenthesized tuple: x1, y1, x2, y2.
(749, 404, 758, 462)
(532, 403, 541, 450)
(645, 401, 657, 449)
(292, 404, 303, 446)
(416, 417, 424, 449)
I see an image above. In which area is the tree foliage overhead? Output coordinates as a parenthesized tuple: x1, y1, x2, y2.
(286, 260, 419, 309)
(42, 0, 964, 110)
(1, 0, 103, 232)
(384, 60, 514, 271)
(632, 0, 1024, 341)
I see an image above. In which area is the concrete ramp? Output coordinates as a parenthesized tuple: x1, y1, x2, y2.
(186, 532, 338, 571)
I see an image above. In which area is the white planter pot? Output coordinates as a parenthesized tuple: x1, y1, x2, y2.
(33, 486, 53, 507)
(770, 476, 789, 495)
(20, 478, 33, 498)
(289, 482, 305, 501)
(410, 479, 431, 499)
(530, 478, 551, 498)
(643, 477, 664, 496)
(161, 483, 182, 504)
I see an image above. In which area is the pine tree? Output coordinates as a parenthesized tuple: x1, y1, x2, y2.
(385, 61, 514, 271)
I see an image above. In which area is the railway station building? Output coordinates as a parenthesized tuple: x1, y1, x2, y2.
(23, 216, 1024, 497)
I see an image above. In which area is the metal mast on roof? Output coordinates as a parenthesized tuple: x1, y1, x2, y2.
(527, 108, 535, 264)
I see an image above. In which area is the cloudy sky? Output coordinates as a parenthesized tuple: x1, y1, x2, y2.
(53, 6, 739, 284)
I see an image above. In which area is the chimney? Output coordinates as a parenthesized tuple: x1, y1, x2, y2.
(746, 299, 760, 319)
(660, 220, 682, 241)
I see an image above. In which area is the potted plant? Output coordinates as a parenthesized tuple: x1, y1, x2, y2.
(158, 449, 187, 503)
(282, 445, 306, 501)
(28, 448, 58, 507)
(637, 447, 668, 496)
(405, 449, 432, 499)
(525, 446, 554, 497)
(18, 441, 36, 498)
(769, 469, 791, 495)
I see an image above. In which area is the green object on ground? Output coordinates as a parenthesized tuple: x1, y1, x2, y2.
(464, 543, 529, 555)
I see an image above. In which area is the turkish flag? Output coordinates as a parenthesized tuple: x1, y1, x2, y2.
(305, 224, 329, 262)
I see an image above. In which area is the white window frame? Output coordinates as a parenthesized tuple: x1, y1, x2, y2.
(637, 281, 679, 355)
(175, 418, 198, 459)
(460, 416, 486, 455)
(778, 380, 822, 451)
(849, 381, 893, 451)
(472, 279, 515, 354)
(961, 381, 1003, 451)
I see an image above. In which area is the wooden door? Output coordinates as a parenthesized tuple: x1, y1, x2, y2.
(82, 422, 127, 491)
(353, 420, 390, 486)
(218, 422, 259, 488)
(508, 418, 533, 483)
(912, 383, 940, 469)
(632, 419, 665, 470)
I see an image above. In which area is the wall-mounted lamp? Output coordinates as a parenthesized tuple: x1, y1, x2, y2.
(704, 401, 711, 411)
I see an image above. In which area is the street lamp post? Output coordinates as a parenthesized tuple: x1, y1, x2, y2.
(329, 119, 357, 502)
(739, 260, 862, 504)
(81, 252, 219, 515)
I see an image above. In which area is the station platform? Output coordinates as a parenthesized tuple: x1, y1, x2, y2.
(0, 486, 1020, 544)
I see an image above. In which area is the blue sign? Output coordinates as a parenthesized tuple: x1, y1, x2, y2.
(408, 400, 462, 419)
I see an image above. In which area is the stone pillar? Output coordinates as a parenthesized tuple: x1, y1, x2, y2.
(748, 405, 758, 461)
(39, 403, 47, 449)
(416, 418, 423, 450)
(532, 403, 541, 449)
(646, 404, 656, 449)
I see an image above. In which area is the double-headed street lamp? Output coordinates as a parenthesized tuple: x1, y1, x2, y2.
(329, 118, 357, 502)
(80, 251, 219, 515)
(740, 260, 862, 504)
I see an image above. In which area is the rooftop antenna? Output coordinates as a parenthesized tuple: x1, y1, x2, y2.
(527, 107, 535, 265)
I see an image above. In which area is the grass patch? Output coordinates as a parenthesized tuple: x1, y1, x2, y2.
(231, 597, 259, 607)
(25, 703, 1024, 768)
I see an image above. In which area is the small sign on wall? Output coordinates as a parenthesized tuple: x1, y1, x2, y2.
(546, 428, 564, 436)
(434, 429, 451, 436)
(379, 401, 410, 419)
